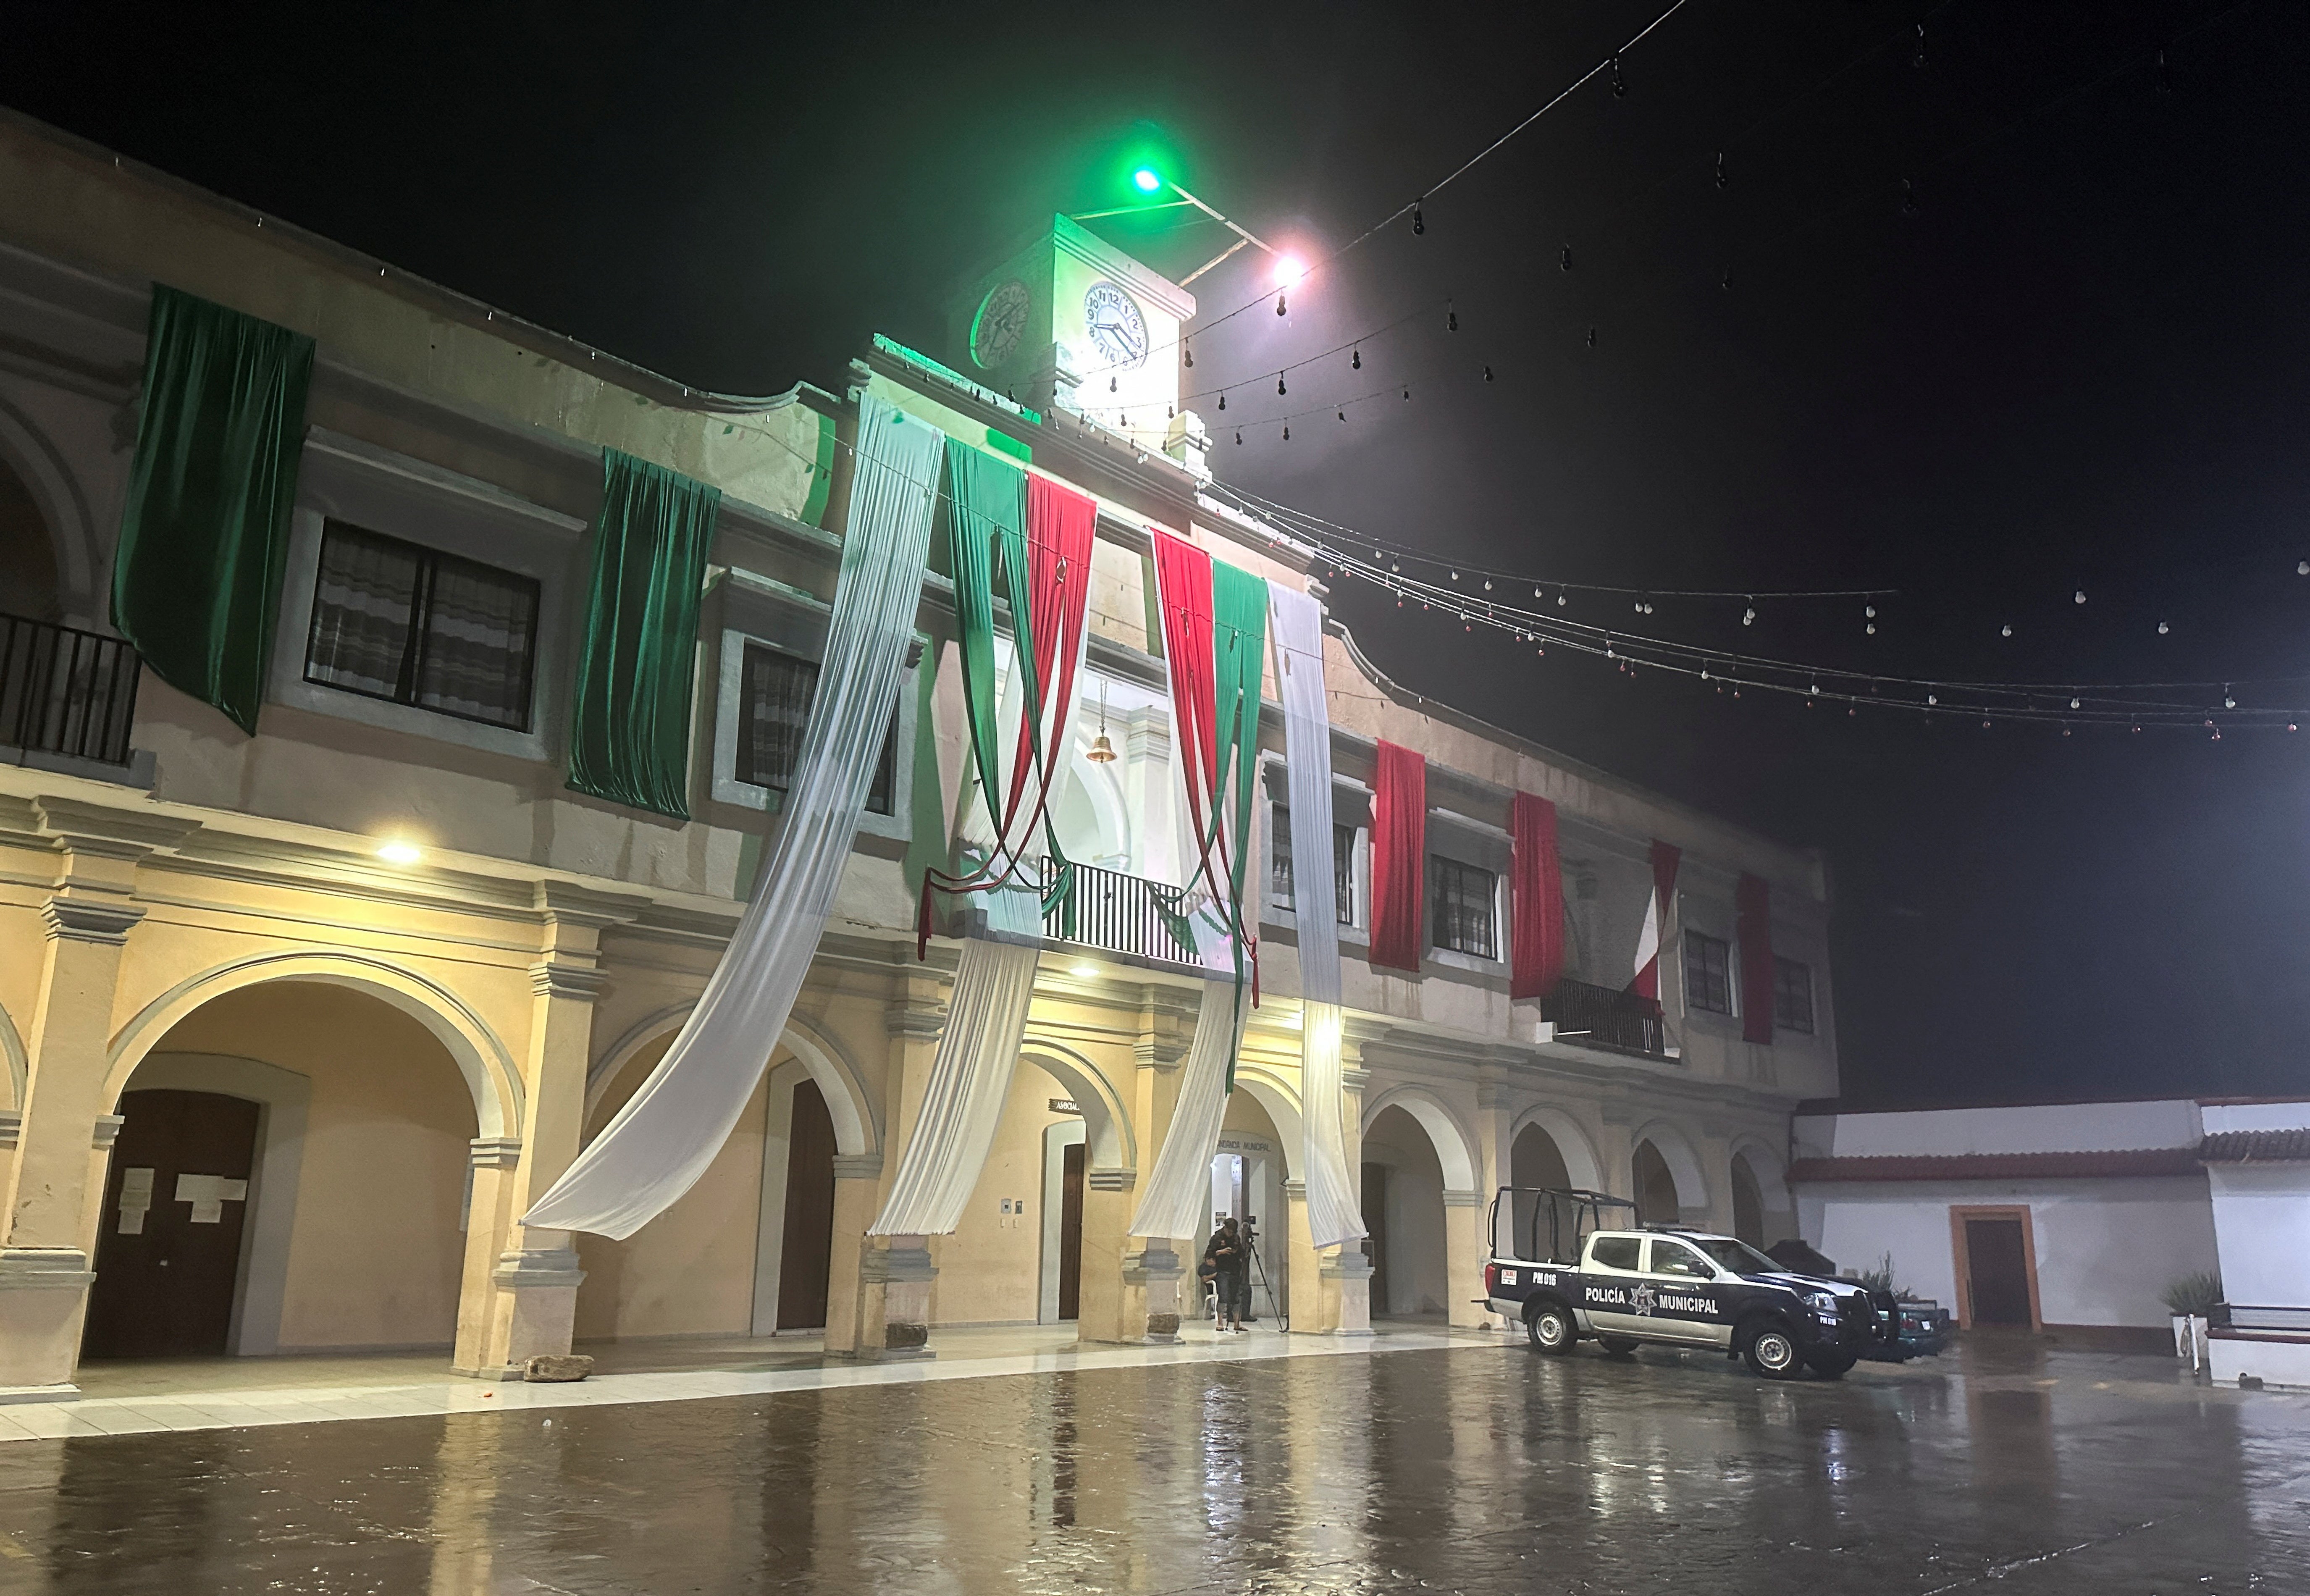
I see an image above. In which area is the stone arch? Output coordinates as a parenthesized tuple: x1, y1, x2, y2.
(1360, 1084, 1479, 1192)
(584, 1004, 878, 1159)
(1509, 1104, 1604, 1191)
(1018, 1037, 1136, 1172)
(1051, 722, 1133, 868)
(0, 996, 25, 1112)
(1729, 1136, 1790, 1246)
(107, 952, 522, 1139)
(1228, 1065, 1303, 1179)
(1630, 1119, 1711, 1217)
(0, 389, 102, 622)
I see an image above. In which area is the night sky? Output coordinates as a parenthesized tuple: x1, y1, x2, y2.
(8, 1, 2309, 1106)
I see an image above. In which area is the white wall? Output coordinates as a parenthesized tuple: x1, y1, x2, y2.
(1802, 1176, 2218, 1327)
(2208, 1166, 2310, 1308)
(1795, 1100, 2200, 1160)
(2201, 1101, 2310, 1134)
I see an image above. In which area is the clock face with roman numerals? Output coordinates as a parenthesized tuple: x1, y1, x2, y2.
(971, 278, 1030, 370)
(1082, 280, 1148, 371)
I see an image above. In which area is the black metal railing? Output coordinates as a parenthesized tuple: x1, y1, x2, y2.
(1, 613, 142, 767)
(1540, 977, 1668, 1058)
(1040, 858, 1210, 968)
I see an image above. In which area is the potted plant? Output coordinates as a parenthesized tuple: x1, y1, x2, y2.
(2161, 1271, 2222, 1367)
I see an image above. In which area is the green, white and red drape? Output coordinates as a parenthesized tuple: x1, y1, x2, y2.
(871, 444, 1101, 1239)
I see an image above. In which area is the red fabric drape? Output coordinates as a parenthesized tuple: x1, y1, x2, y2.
(1631, 839, 1682, 1003)
(1509, 792, 1564, 1000)
(1151, 530, 1219, 860)
(1369, 740, 1426, 972)
(1737, 871, 1775, 1044)
(1005, 474, 1098, 815)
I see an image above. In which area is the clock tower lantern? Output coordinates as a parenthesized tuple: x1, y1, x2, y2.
(949, 213, 1198, 464)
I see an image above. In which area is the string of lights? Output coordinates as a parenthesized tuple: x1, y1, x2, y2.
(1202, 480, 2310, 735)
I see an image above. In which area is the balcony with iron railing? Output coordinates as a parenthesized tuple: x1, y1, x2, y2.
(1539, 977, 1669, 1060)
(1, 612, 144, 777)
(1037, 857, 1217, 971)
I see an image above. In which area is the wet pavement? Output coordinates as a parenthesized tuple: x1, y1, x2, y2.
(0, 1333, 2301, 1594)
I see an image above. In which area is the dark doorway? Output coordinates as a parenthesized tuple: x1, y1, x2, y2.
(1363, 1162, 1389, 1312)
(1057, 1141, 1085, 1321)
(1731, 1158, 1764, 1247)
(1963, 1215, 2036, 1327)
(85, 1089, 261, 1359)
(1633, 1140, 1680, 1226)
(775, 1079, 837, 1330)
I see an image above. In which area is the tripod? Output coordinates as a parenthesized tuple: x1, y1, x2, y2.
(1239, 1217, 1288, 1332)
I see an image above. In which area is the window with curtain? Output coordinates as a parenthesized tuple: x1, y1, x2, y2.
(1334, 822, 1356, 927)
(1270, 805, 1294, 907)
(1774, 956, 1815, 1033)
(1429, 855, 1497, 959)
(1684, 931, 1733, 1014)
(304, 520, 538, 730)
(737, 640, 895, 814)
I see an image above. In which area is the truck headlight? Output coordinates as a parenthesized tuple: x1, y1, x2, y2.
(1805, 1291, 1842, 1318)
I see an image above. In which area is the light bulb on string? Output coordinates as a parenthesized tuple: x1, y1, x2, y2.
(1282, 425, 1291, 441)
(2001, 624, 2013, 637)
(1110, 376, 1117, 394)
(1483, 365, 1495, 382)
(2074, 590, 2087, 605)
(2298, 560, 2308, 576)
(1276, 291, 1287, 317)
(1716, 152, 1728, 189)
(2224, 688, 2237, 709)
(2157, 50, 2172, 94)
(2070, 697, 2081, 709)
(1914, 20, 1927, 67)
(1742, 603, 1756, 626)
(1586, 327, 1597, 348)
(2158, 620, 2170, 634)
(1338, 409, 1346, 422)
(1557, 593, 1567, 607)
(1352, 348, 1361, 370)
(1217, 392, 1226, 410)
(1402, 387, 1411, 401)
(1483, 579, 1493, 591)
(1412, 200, 1425, 236)
(1183, 343, 1193, 369)
(1234, 429, 1242, 445)
(1277, 373, 1287, 396)
(1865, 604, 1877, 619)
(1447, 304, 1459, 333)
(1610, 54, 1626, 96)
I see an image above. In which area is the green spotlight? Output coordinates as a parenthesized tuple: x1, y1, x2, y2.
(1132, 166, 1162, 194)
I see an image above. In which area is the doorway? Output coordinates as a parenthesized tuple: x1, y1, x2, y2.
(1056, 1142, 1085, 1321)
(774, 1080, 837, 1330)
(84, 1089, 261, 1359)
(1952, 1206, 2041, 1329)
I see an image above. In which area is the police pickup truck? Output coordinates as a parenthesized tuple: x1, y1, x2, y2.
(1482, 1187, 1900, 1380)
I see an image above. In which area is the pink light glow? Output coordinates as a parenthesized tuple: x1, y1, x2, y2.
(1272, 252, 1307, 289)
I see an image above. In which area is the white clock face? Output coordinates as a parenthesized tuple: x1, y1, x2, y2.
(971, 278, 1030, 370)
(1082, 280, 1148, 371)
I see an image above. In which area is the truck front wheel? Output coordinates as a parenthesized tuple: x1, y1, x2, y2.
(1740, 1321, 1803, 1379)
(1527, 1303, 1578, 1354)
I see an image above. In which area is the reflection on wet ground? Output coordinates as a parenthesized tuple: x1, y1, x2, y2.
(0, 1334, 2300, 1593)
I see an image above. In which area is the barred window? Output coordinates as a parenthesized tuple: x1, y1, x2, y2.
(305, 520, 538, 730)
(1334, 823, 1356, 927)
(1774, 956, 1815, 1034)
(737, 642, 896, 814)
(1430, 856, 1497, 959)
(1684, 932, 1732, 1015)
(1274, 812, 1360, 927)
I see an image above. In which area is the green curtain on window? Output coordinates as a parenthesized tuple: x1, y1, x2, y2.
(566, 449, 722, 819)
(111, 286, 316, 735)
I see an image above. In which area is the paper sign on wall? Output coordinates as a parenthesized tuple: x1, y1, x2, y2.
(117, 1167, 155, 1235)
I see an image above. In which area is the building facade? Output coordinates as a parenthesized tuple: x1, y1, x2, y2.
(0, 110, 1836, 1397)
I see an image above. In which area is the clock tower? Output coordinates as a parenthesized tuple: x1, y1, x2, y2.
(950, 213, 1198, 464)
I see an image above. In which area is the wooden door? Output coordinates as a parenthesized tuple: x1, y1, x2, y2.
(1363, 1162, 1389, 1314)
(1057, 1142, 1085, 1320)
(1963, 1217, 2035, 1326)
(84, 1089, 261, 1359)
(776, 1080, 838, 1330)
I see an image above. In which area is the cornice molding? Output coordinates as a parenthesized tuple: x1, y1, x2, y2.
(42, 896, 143, 944)
(530, 960, 610, 1002)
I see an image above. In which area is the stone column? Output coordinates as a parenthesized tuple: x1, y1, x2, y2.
(1328, 1059, 1374, 1336)
(844, 973, 945, 1359)
(1076, 1168, 1146, 1344)
(1284, 1179, 1326, 1331)
(1442, 1190, 1490, 1328)
(0, 800, 193, 1398)
(819, 1152, 882, 1355)
(1472, 1077, 1515, 1329)
(453, 883, 640, 1379)
(1124, 982, 1194, 1344)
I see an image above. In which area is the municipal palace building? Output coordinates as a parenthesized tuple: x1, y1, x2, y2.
(0, 109, 1835, 1398)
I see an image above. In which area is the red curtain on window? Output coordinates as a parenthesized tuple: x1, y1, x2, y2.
(1509, 792, 1564, 1000)
(1368, 740, 1426, 972)
(1737, 872, 1774, 1043)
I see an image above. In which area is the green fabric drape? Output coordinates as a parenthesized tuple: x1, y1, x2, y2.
(1209, 559, 1268, 1083)
(566, 449, 722, 819)
(111, 286, 315, 735)
(901, 639, 947, 903)
(939, 439, 1026, 813)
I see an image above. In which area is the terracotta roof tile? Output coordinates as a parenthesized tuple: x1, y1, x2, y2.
(2199, 1128, 2310, 1163)
(1788, 1148, 2203, 1183)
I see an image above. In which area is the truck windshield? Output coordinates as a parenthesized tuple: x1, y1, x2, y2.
(1690, 1238, 1782, 1276)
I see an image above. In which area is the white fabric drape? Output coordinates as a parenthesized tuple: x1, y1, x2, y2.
(868, 936, 1041, 1235)
(1127, 978, 1242, 1241)
(522, 397, 944, 1240)
(1269, 581, 1368, 1249)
